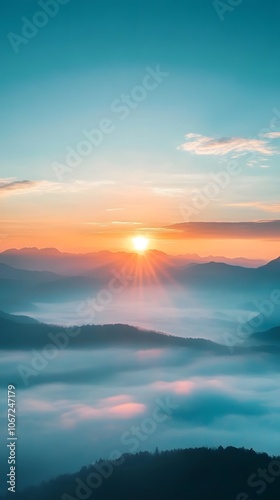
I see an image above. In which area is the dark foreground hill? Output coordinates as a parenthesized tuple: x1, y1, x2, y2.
(1, 447, 280, 500)
(0, 310, 227, 352)
(2, 311, 280, 355)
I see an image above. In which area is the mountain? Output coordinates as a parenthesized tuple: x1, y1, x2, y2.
(1, 446, 278, 500)
(175, 253, 266, 267)
(0, 248, 169, 275)
(0, 310, 39, 324)
(245, 326, 280, 346)
(173, 258, 280, 292)
(0, 263, 104, 313)
(0, 247, 267, 276)
(1, 253, 279, 318)
(0, 262, 60, 282)
(258, 256, 280, 273)
(1, 312, 280, 357)
(0, 311, 227, 352)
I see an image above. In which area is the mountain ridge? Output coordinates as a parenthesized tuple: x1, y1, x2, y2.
(1, 446, 279, 500)
(1, 311, 280, 353)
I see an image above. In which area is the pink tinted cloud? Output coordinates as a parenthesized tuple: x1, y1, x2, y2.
(60, 398, 146, 427)
(109, 403, 146, 419)
(102, 394, 132, 406)
(153, 380, 195, 395)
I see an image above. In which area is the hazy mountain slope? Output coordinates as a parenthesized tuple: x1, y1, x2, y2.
(0, 310, 39, 324)
(245, 326, 280, 346)
(0, 263, 60, 282)
(0, 312, 227, 352)
(1, 312, 280, 357)
(0, 264, 103, 312)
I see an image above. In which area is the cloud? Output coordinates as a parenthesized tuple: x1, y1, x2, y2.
(178, 133, 275, 156)
(172, 389, 268, 425)
(152, 187, 185, 197)
(168, 220, 280, 239)
(0, 178, 115, 197)
(0, 179, 36, 192)
(60, 398, 146, 427)
(261, 132, 280, 139)
(111, 221, 142, 225)
(153, 380, 195, 394)
(224, 202, 280, 213)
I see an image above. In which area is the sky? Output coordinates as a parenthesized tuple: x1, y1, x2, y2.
(1, 0, 280, 258)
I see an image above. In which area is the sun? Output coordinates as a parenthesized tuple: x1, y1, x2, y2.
(133, 236, 149, 253)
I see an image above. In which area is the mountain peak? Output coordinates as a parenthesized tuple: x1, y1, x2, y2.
(259, 256, 280, 270)
(1, 247, 62, 256)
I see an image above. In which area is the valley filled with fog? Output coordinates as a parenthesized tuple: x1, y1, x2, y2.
(0, 249, 280, 492)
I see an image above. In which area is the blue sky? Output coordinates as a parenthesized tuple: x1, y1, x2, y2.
(1, 0, 280, 255)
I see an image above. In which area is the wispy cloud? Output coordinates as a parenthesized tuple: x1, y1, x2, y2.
(168, 220, 280, 239)
(0, 179, 36, 192)
(261, 131, 280, 139)
(178, 133, 275, 157)
(224, 202, 280, 213)
(152, 187, 185, 197)
(111, 221, 142, 225)
(0, 178, 115, 197)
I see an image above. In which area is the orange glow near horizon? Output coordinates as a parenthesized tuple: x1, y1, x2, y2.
(0, 222, 279, 260)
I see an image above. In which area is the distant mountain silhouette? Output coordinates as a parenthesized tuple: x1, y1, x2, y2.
(0, 249, 280, 312)
(1, 446, 279, 500)
(0, 247, 267, 275)
(1, 312, 280, 358)
(173, 258, 280, 293)
(0, 248, 175, 275)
